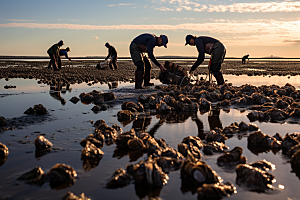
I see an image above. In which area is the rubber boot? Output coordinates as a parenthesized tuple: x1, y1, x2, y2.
(144, 70, 154, 86)
(109, 62, 114, 70)
(113, 62, 118, 70)
(135, 70, 145, 89)
(214, 72, 225, 85)
(48, 61, 52, 69)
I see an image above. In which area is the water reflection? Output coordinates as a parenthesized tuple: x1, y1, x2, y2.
(49, 80, 72, 105)
(108, 81, 118, 89)
(134, 184, 162, 200)
(208, 107, 223, 131)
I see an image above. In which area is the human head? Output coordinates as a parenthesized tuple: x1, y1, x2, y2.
(66, 47, 70, 52)
(105, 42, 110, 47)
(58, 40, 64, 46)
(160, 34, 168, 48)
(185, 35, 195, 46)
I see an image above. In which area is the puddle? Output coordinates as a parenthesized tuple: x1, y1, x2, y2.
(0, 75, 300, 200)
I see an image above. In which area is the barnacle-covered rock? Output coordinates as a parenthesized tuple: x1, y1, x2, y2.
(238, 121, 249, 131)
(248, 131, 281, 148)
(47, 163, 77, 188)
(117, 110, 135, 122)
(122, 101, 143, 112)
(155, 156, 183, 173)
(106, 168, 132, 188)
(205, 130, 228, 143)
(63, 191, 90, 200)
(198, 98, 211, 110)
(197, 182, 236, 199)
(217, 146, 247, 166)
(287, 143, 300, 157)
(128, 138, 145, 150)
(81, 141, 104, 159)
(203, 141, 229, 155)
(181, 159, 221, 185)
(24, 104, 48, 115)
(80, 134, 104, 148)
(291, 149, 300, 168)
(249, 160, 275, 171)
(17, 167, 45, 184)
(236, 164, 275, 191)
(281, 133, 299, 153)
(34, 135, 53, 150)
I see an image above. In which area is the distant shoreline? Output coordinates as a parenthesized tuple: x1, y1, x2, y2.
(0, 56, 299, 60)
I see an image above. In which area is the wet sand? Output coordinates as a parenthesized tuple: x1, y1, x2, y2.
(0, 60, 300, 200)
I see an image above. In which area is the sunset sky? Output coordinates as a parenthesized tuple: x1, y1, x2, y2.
(0, 0, 299, 58)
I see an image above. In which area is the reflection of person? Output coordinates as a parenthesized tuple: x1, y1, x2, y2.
(242, 54, 249, 64)
(105, 42, 118, 70)
(185, 35, 226, 85)
(49, 80, 70, 105)
(130, 33, 168, 89)
(47, 40, 64, 71)
(208, 107, 223, 131)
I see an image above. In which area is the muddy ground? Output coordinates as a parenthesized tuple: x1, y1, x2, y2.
(1, 60, 300, 85)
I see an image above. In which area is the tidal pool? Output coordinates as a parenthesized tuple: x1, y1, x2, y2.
(0, 75, 299, 200)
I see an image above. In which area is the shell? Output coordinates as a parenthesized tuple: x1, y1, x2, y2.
(106, 168, 131, 188)
(291, 149, 300, 168)
(127, 138, 145, 150)
(249, 159, 275, 171)
(217, 146, 246, 166)
(155, 157, 182, 173)
(197, 182, 236, 199)
(281, 133, 299, 153)
(203, 141, 229, 155)
(17, 166, 45, 184)
(236, 164, 275, 191)
(181, 160, 221, 185)
(205, 130, 228, 143)
(34, 135, 53, 150)
(63, 191, 90, 200)
(248, 131, 281, 148)
(47, 163, 77, 188)
(81, 141, 104, 159)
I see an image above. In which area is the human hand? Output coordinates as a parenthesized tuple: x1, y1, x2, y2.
(69, 58, 71, 61)
(159, 65, 167, 72)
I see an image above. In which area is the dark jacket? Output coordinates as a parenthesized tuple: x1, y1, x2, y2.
(105, 46, 117, 60)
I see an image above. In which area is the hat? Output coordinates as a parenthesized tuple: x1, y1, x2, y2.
(185, 35, 194, 45)
(105, 42, 110, 47)
(66, 47, 70, 52)
(161, 35, 168, 48)
(58, 40, 64, 45)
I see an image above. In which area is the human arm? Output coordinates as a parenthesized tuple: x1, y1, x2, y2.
(105, 47, 112, 60)
(146, 39, 161, 67)
(190, 39, 205, 72)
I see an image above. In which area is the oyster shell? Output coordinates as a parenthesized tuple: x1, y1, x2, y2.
(128, 138, 145, 150)
(0, 142, 9, 166)
(236, 164, 275, 191)
(47, 163, 77, 189)
(106, 168, 132, 188)
(81, 141, 104, 159)
(155, 156, 182, 173)
(34, 135, 53, 150)
(197, 182, 236, 199)
(205, 130, 228, 143)
(63, 191, 90, 200)
(181, 159, 221, 185)
(248, 131, 281, 148)
(249, 159, 275, 171)
(217, 146, 247, 166)
(203, 141, 229, 155)
(17, 167, 45, 184)
(291, 149, 300, 168)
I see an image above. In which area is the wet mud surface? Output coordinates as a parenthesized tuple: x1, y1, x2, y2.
(0, 60, 300, 200)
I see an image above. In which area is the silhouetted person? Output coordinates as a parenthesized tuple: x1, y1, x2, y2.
(47, 40, 64, 71)
(242, 54, 249, 64)
(105, 42, 118, 70)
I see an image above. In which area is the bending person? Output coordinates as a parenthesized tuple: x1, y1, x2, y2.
(185, 35, 226, 85)
(105, 42, 118, 70)
(47, 40, 64, 71)
(130, 33, 168, 89)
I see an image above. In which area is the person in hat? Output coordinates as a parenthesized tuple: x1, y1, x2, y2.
(104, 42, 118, 70)
(185, 35, 226, 85)
(57, 47, 72, 69)
(47, 40, 64, 71)
(130, 33, 168, 89)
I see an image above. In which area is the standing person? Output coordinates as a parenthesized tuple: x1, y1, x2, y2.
(58, 47, 71, 69)
(105, 42, 118, 70)
(242, 54, 249, 64)
(185, 35, 226, 85)
(47, 40, 64, 71)
(130, 33, 168, 89)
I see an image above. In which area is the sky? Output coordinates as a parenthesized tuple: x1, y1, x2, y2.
(0, 0, 299, 58)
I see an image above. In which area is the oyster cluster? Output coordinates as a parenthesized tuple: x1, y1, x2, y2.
(24, 104, 48, 115)
(0, 142, 9, 166)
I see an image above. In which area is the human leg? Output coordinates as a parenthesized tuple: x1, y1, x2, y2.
(211, 42, 226, 85)
(143, 56, 154, 86)
(130, 43, 145, 89)
(112, 54, 118, 70)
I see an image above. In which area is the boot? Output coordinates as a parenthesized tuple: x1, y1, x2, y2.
(144, 70, 154, 86)
(113, 62, 118, 70)
(109, 63, 114, 70)
(48, 61, 52, 69)
(135, 70, 145, 89)
(214, 72, 225, 85)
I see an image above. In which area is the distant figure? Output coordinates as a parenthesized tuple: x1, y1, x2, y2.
(57, 47, 71, 69)
(47, 40, 64, 71)
(130, 33, 168, 89)
(185, 35, 226, 85)
(105, 42, 118, 70)
(242, 54, 249, 64)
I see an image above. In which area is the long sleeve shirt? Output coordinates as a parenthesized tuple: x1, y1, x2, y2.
(132, 33, 160, 67)
(47, 44, 60, 56)
(105, 46, 117, 60)
(191, 36, 220, 71)
(59, 49, 70, 59)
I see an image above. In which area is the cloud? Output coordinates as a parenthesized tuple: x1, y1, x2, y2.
(5, 19, 37, 22)
(93, 36, 99, 40)
(154, 7, 174, 11)
(1, 19, 299, 46)
(152, 0, 300, 13)
(108, 3, 136, 7)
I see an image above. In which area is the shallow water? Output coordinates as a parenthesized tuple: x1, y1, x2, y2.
(0, 75, 300, 200)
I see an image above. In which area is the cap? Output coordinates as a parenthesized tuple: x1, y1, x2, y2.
(185, 35, 194, 45)
(58, 40, 64, 45)
(161, 35, 168, 48)
(66, 47, 70, 52)
(105, 42, 110, 47)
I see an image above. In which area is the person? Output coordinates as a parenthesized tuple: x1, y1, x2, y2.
(242, 54, 249, 64)
(47, 40, 64, 71)
(105, 42, 118, 70)
(130, 33, 168, 89)
(57, 47, 71, 69)
(185, 35, 226, 85)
